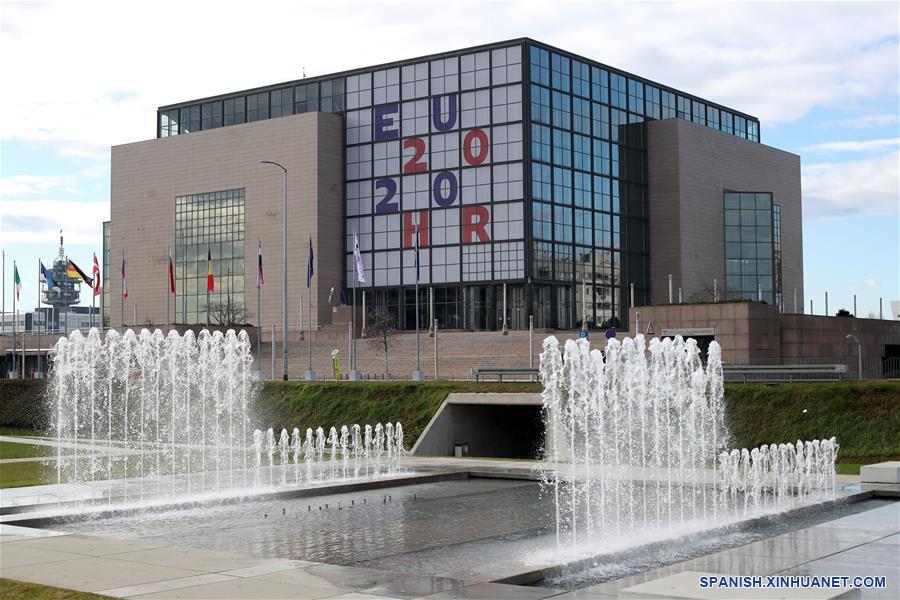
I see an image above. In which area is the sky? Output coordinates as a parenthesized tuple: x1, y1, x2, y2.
(1, 0, 898, 319)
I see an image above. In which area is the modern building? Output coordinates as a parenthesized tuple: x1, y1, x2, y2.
(107, 38, 802, 333)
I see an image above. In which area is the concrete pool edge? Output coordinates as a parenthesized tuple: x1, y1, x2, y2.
(491, 486, 898, 587)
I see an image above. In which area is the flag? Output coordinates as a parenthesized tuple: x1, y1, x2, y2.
(168, 251, 175, 294)
(92, 253, 101, 297)
(66, 259, 93, 287)
(339, 287, 346, 305)
(353, 232, 366, 284)
(328, 284, 335, 305)
(40, 262, 58, 291)
(256, 238, 264, 289)
(206, 248, 214, 293)
(306, 237, 314, 289)
(121, 254, 128, 299)
(14, 264, 21, 300)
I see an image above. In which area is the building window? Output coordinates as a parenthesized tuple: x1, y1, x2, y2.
(270, 87, 293, 118)
(321, 78, 345, 112)
(610, 73, 627, 109)
(661, 90, 676, 119)
(572, 97, 590, 134)
(628, 79, 644, 115)
(551, 90, 570, 129)
(591, 66, 608, 104)
(224, 96, 246, 126)
(550, 53, 570, 92)
(552, 129, 571, 167)
(201, 101, 223, 130)
(530, 46, 550, 87)
(572, 60, 590, 98)
(179, 105, 199, 134)
(531, 123, 551, 163)
(294, 82, 319, 113)
(530, 84, 550, 124)
(773, 203, 783, 312)
(247, 92, 269, 122)
(677, 96, 690, 120)
(175, 189, 246, 325)
(646, 86, 661, 120)
(724, 191, 775, 304)
(160, 109, 179, 137)
(532, 162, 552, 201)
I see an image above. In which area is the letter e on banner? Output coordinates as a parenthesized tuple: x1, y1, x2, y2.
(373, 103, 400, 141)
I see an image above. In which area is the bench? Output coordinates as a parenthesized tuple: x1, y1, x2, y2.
(472, 368, 540, 383)
(723, 364, 848, 383)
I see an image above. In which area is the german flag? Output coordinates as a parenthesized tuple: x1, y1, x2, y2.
(207, 248, 214, 292)
(67, 259, 94, 286)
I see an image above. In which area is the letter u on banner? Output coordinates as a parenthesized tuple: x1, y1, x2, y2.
(432, 94, 458, 131)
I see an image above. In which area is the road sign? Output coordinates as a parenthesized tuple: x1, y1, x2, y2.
(646, 321, 655, 335)
(579, 330, 588, 339)
(605, 328, 616, 339)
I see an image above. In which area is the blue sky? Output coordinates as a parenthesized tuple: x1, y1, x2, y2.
(1, 0, 898, 318)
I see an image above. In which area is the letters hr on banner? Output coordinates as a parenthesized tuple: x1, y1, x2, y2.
(372, 94, 493, 248)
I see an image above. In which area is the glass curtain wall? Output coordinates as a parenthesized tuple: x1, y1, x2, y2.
(724, 191, 776, 305)
(175, 189, 246, 325)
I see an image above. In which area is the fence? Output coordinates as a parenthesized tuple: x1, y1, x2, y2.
(723, 356, 900, 382)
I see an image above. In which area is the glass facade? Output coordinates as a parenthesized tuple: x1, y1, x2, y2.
(175, 189, 245, 325)
(724, 192, 776, 305)
(156, 39, 761, 330)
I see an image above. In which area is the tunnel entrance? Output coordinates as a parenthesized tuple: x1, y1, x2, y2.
(412, 394, 546, 459)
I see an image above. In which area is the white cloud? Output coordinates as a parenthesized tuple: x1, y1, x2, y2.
(824, 114, 900, 129)
(0, 0, 897, 165)
(799, 138, 900, 153)
(802, 151, 900, 220)
(848, 278, 882, 292)
(0, 199, 109, 245)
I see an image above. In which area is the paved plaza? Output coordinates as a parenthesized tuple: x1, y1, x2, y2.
(1, 437, 898, 599)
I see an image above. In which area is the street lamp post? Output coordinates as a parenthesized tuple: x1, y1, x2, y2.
(259, 160, 289, 381)
(845, 334, 862, 380)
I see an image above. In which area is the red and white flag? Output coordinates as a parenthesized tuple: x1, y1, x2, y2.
(92, 253, 101, 297)
(168, 249, 176, 294)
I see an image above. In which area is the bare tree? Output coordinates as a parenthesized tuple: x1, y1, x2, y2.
(208, 297, 252, 326)
(686, 281, 720, 303)
(366, 307, 399, 377)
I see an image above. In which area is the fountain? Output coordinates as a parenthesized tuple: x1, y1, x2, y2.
(539, 334, 839, 557)
(49, 328, 407, 505)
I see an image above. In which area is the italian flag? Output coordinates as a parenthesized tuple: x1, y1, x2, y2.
(14, 265, 21, 300)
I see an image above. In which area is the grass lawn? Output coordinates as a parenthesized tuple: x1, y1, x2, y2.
(0, 461, 49, 488)
(0, 578, 112, 600)
(0, 440, 58, 460)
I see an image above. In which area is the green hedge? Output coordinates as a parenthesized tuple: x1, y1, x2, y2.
(724, 381, 900, 460)
(0, 379, 47, 431)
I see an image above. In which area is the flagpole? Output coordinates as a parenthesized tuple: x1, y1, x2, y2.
(37, 258, 42, 377)
(257, 237, 261, 374)
(304, 235, 314, 380)
(166, 246, 170, 332)
(307, 268, 312, 377)
(12, 260, 16, 377)
(352, 233, 357, 376)
(412, 230, 423, 381)
(206, 245, 210, 329)
(121, 251, 125, 329)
